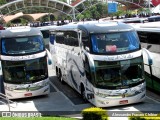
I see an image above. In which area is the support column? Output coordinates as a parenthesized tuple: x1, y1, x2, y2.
(72, 7, 76, 20)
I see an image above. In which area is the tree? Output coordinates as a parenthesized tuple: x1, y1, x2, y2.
(75, 3, 108, 20)
(59, 0, 67, 3)
(83, 10, 92, 20)
(112, 10, 125, 19)
(20, 18, 28, 25)
(90, 5, 100, 19)
(76, 14, 84, 21)
(0, 0, 7, 5)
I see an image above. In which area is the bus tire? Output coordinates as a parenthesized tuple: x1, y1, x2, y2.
(59, 69, 65, 84)
(81, 84, 87, 102)
(45, 94, 49, 97)
(56, 67, 59, 78)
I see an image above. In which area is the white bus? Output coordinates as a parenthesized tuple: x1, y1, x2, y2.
(134, 22, 160, 92)
(49, 21, 146, 107)
(0, 26, 51, 99)
(37, 25, 57, 50)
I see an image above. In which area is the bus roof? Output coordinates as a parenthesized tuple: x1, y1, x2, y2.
(37, 25, 57, 31)
(138, 22, 160, 28)
(53, 21, 135, 34)
(0, 26, 42, 38)
(131, 22, 160, 32)
(136, 27, 160, 32)
(148, 15, 160, 21)
(113, 18, 147, 23)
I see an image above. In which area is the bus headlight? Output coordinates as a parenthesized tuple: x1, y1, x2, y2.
(5, 86, 15, 91)
(97, 100, 109, 105)
(96, 92, 108, 98)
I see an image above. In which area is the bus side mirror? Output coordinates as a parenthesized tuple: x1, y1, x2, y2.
(50, 34, 55, 45)
(142, 48, 153, 65)
(85, 47, 90, 52)
(46, 49, 52, 65)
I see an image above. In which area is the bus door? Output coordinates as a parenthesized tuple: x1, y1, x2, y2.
(78, 30, 94, 100)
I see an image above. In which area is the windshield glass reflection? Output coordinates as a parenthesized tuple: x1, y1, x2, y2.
(91, 31, 140, 53)
(1, 35, 44, 55)
(95, 57, 144, 89)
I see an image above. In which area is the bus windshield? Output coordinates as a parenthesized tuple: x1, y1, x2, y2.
(91, 31, 140, 53)
(94, 57, 144, 89)
(1, 35, 44, 55)
(2, 57, 48, 84)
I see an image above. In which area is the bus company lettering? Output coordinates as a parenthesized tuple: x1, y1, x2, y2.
(11, 54, 37, 60)
(106, 54, 134, 61)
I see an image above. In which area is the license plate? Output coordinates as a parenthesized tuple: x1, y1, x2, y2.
(119, 100, 128, 104)
(24, 93, 32, 97)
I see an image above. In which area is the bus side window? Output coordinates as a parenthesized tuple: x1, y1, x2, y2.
(73, 32, 79, 47)
(82, 31, 89, 48)
(137, 32, 148, 43)
(64, 31, 79, 47)
(147, 32, 160, 53)
(50, 34, 55, 45)
(64, 32, 70, 46)
(42, 30, 49, 38)
(148, 32, 160, 44)
(1, 39, 6, 54)
(56, 35, 64, 44)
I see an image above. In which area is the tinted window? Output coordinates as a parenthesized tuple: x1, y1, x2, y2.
(137, 31, 160, 45)
(82, 31, 89, 48)
(137, 31, 148, 43)
(91, 31, 140, 54)
(55, 32, 64, 44)
(41, 30, 49, 38)
(64, 31, 78, 46)
(148, 17, 160, 22)
(2, 57, 48, 83)
(95, 57, 144, 89)
(147, 32, 160, 44)
(1, 35, 44, 55)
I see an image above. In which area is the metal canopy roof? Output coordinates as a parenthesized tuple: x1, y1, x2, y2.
(0, 0, 73, 18)
(0, 0, 149, 21)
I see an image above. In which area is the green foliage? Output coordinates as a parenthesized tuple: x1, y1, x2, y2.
(76, 14, 84, 20)
(59, 0, 67, 3)
(81, 107, 108, 120)
(20, 18, 28, 25)
(83, 10, 92, 19)
(6, 22, 12, 27)
(0, 0, 6, 5)
(137, 8, 145, 14)
(112, 10, 124, 17)
(40, 15, 50, 22)
(77, 3, 108, 20)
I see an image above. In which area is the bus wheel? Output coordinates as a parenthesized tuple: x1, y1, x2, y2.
(59, 70, 64, 84)
(81, 86, 87, 102)
(56, 67, 59, 78)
